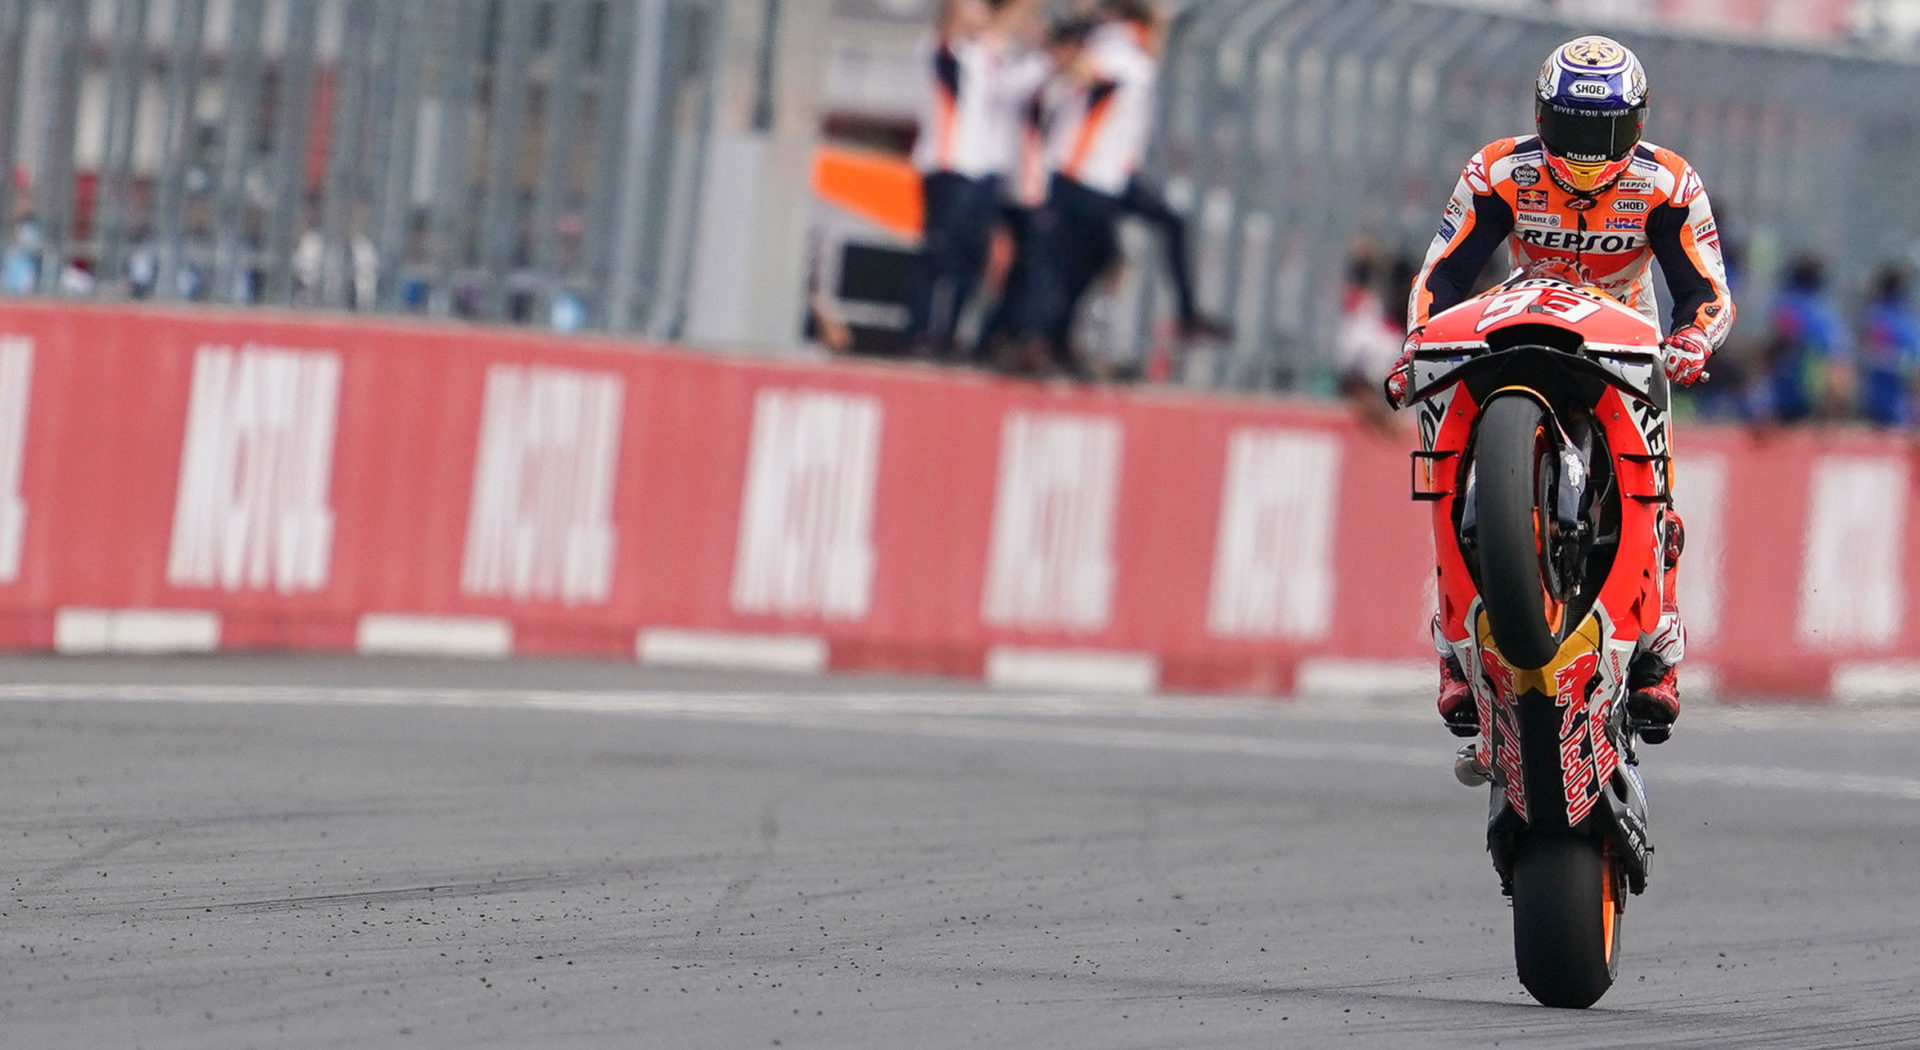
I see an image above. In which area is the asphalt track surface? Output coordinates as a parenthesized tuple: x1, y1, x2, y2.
(3, 656, 1918, 1048)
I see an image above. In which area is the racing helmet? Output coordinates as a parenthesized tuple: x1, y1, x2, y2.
(1534, 36, 1648, 194)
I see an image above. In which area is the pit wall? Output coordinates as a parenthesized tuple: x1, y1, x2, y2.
(0, 301, 1909, 702)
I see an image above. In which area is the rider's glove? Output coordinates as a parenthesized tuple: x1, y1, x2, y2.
(1383, 327, 1424, 409)
(1661, 325, 1712, 386)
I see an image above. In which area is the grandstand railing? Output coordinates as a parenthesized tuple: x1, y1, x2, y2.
(1129, 0, 1920, 391)
(0, 0, 720, 335)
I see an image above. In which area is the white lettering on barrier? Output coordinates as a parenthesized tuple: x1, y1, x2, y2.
(981, 411, 1123, 632)
(167, 345, 340, 594)
(0, 337, 32, 583)
(1675, 453, 1726, 645)
(731, 388, 883, 620)
(1205, 428, 1340, 640)
(462, 365, 624, 606)
(1798, 456, 1907, 647)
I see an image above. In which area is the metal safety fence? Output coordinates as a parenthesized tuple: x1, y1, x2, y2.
(0, 0, 721, 334)
(1127, 0, 1920, 392)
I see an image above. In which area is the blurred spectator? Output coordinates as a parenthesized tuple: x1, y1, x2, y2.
(125, 227, 159, 299)
(216, 166, 273, 306)
(399, 209, 433, 312)
(902, 0, 1046, 359)
(2, 214, 41, 295)
(1763, 253, 1851, 423)
(58, 257, 94, 296)
(1334, 246, 1409, 434)
(120, 187, 158, 299)
(1036, 0, 1161, 375)
(980, 1, 1227, 380)
(2, 182, 41, 295)
(173, 169, 217, 301)
(1120, 174, 1232, 346)
(975, 14, 1091, 371)
(292, 196, 379, 310)
(547, 207, 591, 332)
(1857, 263, 1920, 427)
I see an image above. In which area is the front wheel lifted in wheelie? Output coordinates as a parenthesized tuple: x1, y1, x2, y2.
(1511, 835, 1622, 1009)
(1473, 394, 1564, 670)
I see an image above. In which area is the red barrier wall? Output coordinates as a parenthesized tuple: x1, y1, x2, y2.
(0, 301, 1913, 700)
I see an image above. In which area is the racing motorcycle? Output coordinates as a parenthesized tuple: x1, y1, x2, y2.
(1404, 272, 1670, 1009)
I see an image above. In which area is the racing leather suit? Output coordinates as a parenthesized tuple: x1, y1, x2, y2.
(1410, 136, 1734, 340)
(1410, 135, 1736, 708)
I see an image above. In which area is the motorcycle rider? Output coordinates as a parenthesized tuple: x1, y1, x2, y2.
(1385, 35, 1734, 744)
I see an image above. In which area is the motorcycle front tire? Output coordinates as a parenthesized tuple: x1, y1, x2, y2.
(1474, 394, 1564, 669)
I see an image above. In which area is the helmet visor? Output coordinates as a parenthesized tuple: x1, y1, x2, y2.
(1536, 101, 1643, 163)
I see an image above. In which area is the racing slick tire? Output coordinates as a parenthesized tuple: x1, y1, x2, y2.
(1474, 394, 1565, 669)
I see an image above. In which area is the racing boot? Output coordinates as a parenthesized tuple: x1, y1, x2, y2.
(1437, 654, 1478, 737)
(1627, 510, 1687, 745)
(1626, 653, 1679, 745)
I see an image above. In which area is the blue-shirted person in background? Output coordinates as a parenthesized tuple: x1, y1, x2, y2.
(1858, 264, 1920, 428)
(1764, 253, 1851, 423)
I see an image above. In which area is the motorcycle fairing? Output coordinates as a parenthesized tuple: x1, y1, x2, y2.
(1589, 383, 1668, 638)
(1411, 385, 1460, 501)
(1411, 278, 1662, 407)
(1465, 599, 1652, 894)
(1422, 278, 1661, 349)
(1451, 600, 1634, 828)
(1424, 382, 1664, 654)
(1419, 378, 1481, 643)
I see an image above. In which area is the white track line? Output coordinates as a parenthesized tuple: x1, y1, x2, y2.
(0, 682, 1251, 719)
(0, 681, 1917, 803)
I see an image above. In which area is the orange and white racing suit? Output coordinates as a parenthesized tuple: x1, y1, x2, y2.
(1410, 135, 1734, 343)
(1408, 134, 1736, 681)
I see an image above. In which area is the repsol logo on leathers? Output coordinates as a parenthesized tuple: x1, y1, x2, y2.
(1518, 229, 1646, 253)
